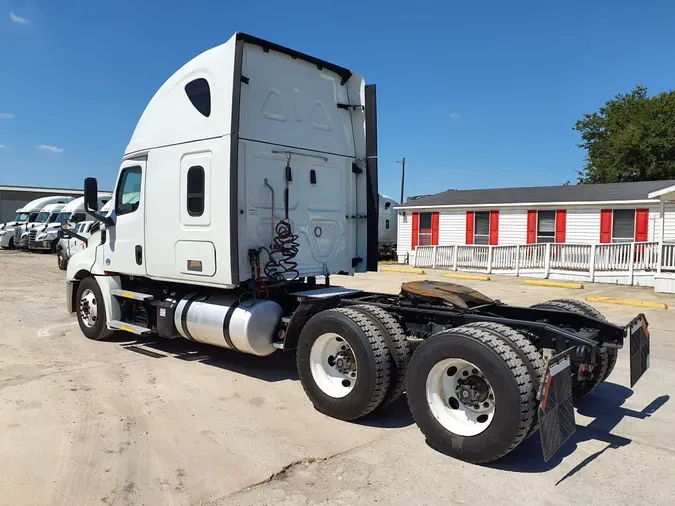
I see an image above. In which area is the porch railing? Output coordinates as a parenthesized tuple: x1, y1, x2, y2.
(412, 241, 668, 283)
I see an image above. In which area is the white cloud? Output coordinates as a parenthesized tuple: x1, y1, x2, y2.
(0, 145, 7, 150)
(10, 12, 30, 25)
(0, 112, 15, 119)
(449, 113, 460, 119)
(35, 144, 64, 153)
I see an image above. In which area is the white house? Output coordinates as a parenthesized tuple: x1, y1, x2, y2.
(395, 180, 675, 292)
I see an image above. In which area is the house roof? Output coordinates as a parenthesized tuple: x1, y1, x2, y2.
(397, 180, 675, 209)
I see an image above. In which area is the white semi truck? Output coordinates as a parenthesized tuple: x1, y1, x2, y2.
(56, 200, 112, 269)
(30, 194, 111, 253)
(0, 196, 74, 249)
(66, 32, 651, 464)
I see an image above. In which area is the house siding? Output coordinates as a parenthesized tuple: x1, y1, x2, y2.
(566, 208, 601, 243)
(499, 209, 527, 245)
(438, 211, 465, 245)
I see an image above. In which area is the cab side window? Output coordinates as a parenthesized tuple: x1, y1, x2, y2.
(116, 166, 142, 216)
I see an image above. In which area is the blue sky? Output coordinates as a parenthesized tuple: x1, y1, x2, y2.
(1, 0, 674, 201)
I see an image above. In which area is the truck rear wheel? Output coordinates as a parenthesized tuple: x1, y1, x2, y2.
(531, 298, 614, 398)
(549, 298, 618, 382)
(351, 305, 412, 407)
(461, 322, 545, 439)
(406, 325, 536, 463)
(75, 277, 115, 341)
(296, 308, 392, 421)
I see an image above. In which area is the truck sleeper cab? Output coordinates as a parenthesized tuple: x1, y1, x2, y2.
(67, 32, 651, 466)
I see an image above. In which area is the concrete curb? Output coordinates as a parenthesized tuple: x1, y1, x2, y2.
(586, 296, 668, 310)
(380, 266, 425, 275)
(443, 273, 491, 281)
(524, 279, 584, 289)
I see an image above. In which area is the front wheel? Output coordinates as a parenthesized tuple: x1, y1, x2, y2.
(57, 249, 67, 270)
(75, 277, 115, 341)
(406, 326, 536, 463)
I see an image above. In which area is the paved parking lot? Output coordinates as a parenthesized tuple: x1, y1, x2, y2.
(1, 251, 674, 505)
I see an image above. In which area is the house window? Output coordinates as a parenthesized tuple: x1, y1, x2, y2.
(474, 211, 490, 245)
(418, 212, 433, 246)
(385, 201, 391, 210)
(612, 209, 635, 243)
(537, 210, 556, 243)
(385, 219, 390, 230)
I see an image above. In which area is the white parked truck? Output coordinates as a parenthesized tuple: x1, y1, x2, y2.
(56, 221, 96, 270)
(31, 194, 111, 253)
(378, 194, 397, 258)
(66, 32, 651, 464)
(0, 196, 74, 249)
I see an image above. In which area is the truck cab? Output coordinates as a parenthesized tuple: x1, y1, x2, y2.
(0, 196, 74, 249)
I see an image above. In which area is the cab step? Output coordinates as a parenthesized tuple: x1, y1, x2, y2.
(107, 320, 152, 336)
(110, 289, 154, 301)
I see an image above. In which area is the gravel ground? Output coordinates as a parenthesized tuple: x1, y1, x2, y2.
(1, 250, 674, 505)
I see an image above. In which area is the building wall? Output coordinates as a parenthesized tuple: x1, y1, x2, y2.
(397, 202, 675, 262)
(0, 189, 82, 223)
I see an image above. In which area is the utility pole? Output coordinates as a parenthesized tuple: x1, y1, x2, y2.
(396, 157, 405, 204)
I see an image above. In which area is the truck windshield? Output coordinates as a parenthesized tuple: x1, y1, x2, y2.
(28, 213, 39, 222)
(48, 213, 59, 223)
(35, 212, 51, 223)
(15, 213, 30, 221)
(54, 212, 72, 224)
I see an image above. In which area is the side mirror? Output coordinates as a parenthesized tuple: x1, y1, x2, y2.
(84, 178, 99, 212)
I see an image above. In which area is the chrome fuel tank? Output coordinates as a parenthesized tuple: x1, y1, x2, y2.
(174, 293, 283, 356)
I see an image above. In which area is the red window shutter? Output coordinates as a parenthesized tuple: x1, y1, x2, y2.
(600, 209, 612, 243)
(635, 209, 649, 242)
(555, 210, 567, 243)
(431, 212, 440, 245)
(411, 212, 419, 250)
(526, 210, 537, 244)
(489, 210, 499, 245)
(465, 211, 474, 245)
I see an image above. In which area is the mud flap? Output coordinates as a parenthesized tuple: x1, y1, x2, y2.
(538, 350, 576, 462)
(628, 314, 650, 388)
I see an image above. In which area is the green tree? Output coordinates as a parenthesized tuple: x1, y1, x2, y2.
(575, 85, 675, 183)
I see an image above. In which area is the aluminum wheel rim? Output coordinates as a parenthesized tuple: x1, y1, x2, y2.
(426, 358, 495, 436)
(309, 332, 357, 398)
(79, 288, 98, 328)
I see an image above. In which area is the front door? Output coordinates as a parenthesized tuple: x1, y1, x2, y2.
(104, 158, 146, 276)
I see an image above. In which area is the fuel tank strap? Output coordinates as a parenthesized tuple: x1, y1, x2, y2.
(181, 293, 201, 341)
(222, 300, 240, 351)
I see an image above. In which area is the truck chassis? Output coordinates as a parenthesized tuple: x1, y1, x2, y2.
(68, 275, 651, 464)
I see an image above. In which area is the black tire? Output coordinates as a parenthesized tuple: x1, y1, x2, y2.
(50, 239, 59, 254)
(75, 276, 115, 341)
(296, 308, 392, 421)
(351, 305, 412, 407)
(461, 322, 545, 439)
(531, 298, 612, 398)
(406, 326, 536, 463)
(548, 298, 618, 383)
(8, 237, 15, 250)
(57, 248, 67, 271)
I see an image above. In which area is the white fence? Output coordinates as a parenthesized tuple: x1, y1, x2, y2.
(411, 241, 673, 285)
